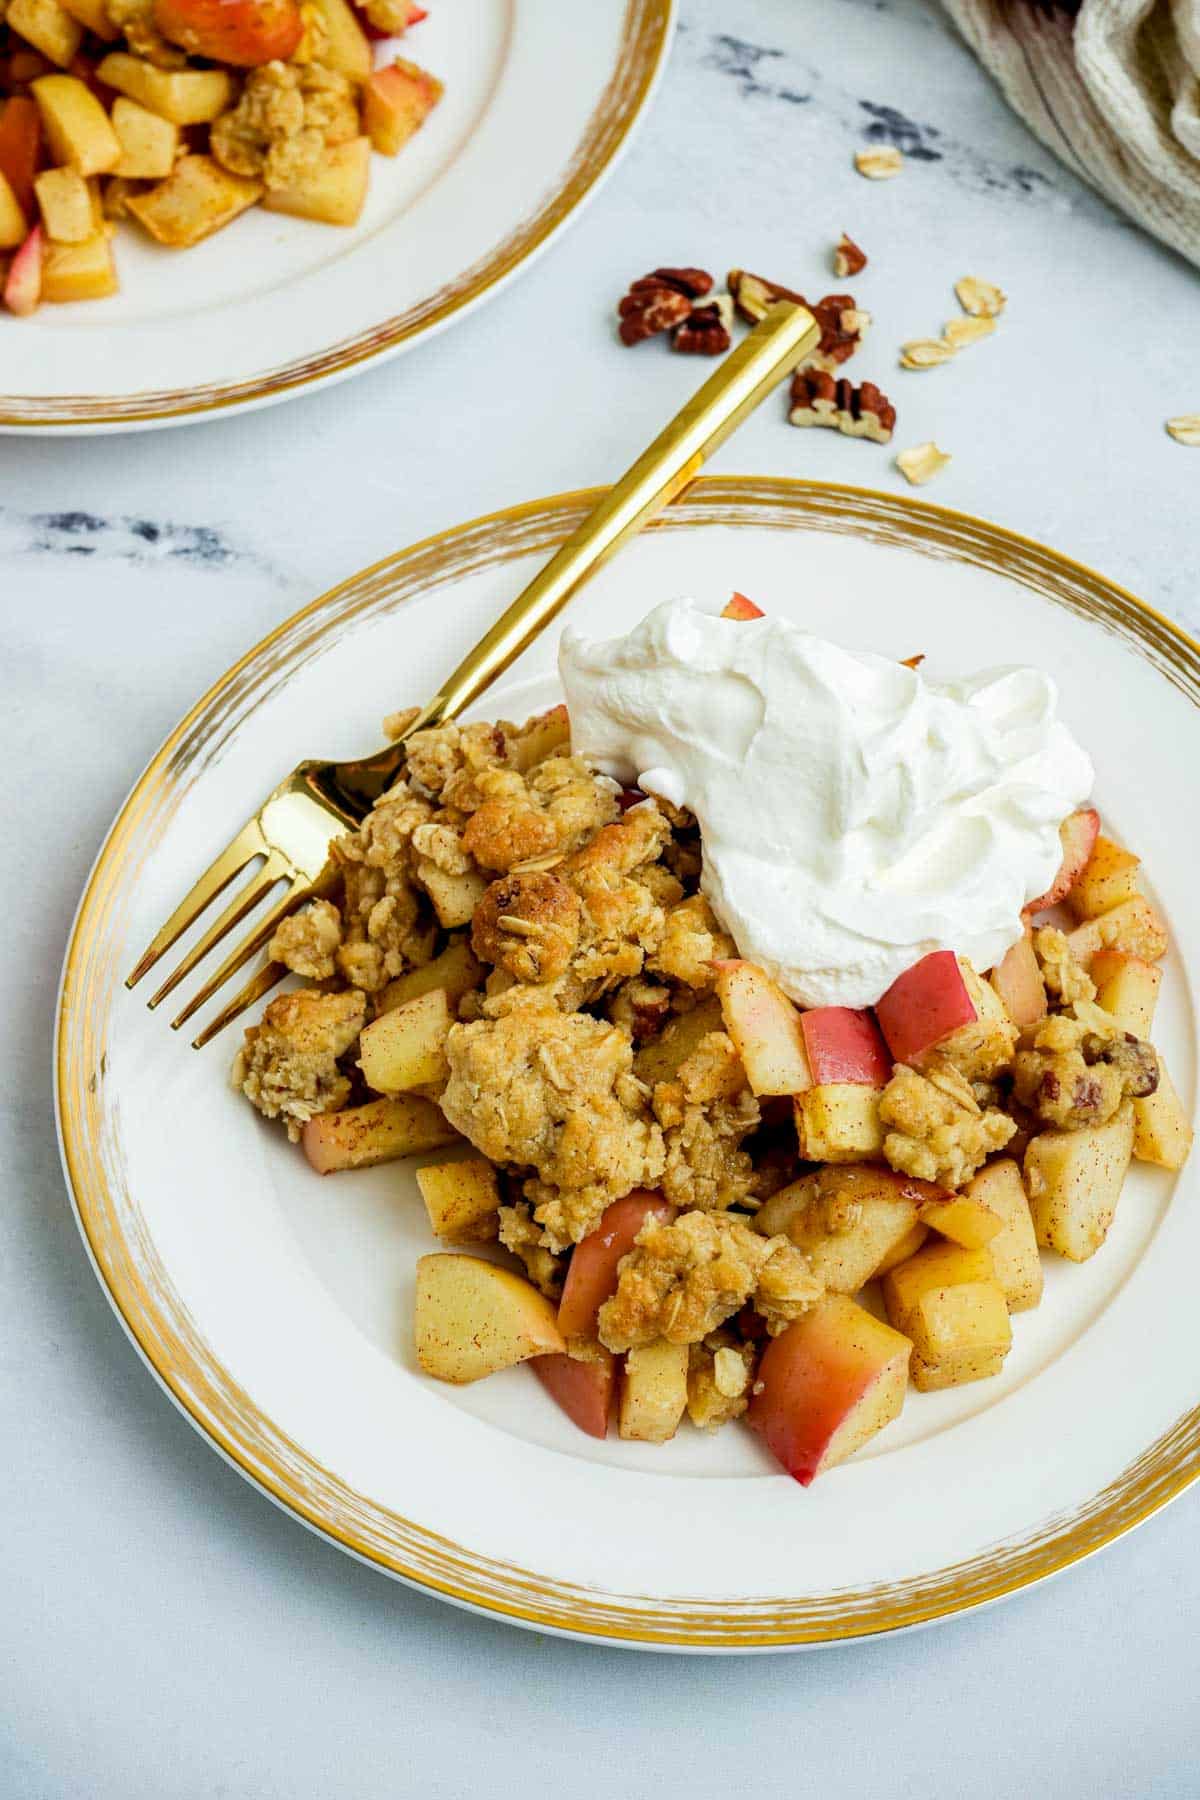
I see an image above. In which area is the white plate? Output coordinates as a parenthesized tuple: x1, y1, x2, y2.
(56, 479, 1200, 1650)
(1, 0, 671, 432)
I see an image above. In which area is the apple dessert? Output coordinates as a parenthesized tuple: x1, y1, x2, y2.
(232, 595, 1192, 1485)
(0, 0, 440, 316)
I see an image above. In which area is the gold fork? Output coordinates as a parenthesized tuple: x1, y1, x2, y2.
(127, 298, 820, 1048)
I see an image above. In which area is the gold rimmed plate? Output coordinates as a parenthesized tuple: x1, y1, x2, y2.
(56, 479, 1200, 1649)
(1, 0, 672, 433)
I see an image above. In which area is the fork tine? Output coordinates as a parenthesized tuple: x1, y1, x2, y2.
(126, 820, 266, 990)
(147, 852, 290, 1011)
(189, 961, 289, 1051)
(169, 878, 310, 1032)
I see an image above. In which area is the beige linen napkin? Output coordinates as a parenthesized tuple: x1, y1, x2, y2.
(942, 0, 1200, 267)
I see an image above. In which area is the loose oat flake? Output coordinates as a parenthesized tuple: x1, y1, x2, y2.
(955, 276, 1006, 318)
(855, 146, 903, 179)
(1166, 414, 1200, 446)
(896, 442, 951, 485)
(900, 338, 956, 369)
(943, 315, 996, 349)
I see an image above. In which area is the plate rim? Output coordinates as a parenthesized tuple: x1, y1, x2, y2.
(55, 476, 1200, 1650)
(1, 0, 673, 435)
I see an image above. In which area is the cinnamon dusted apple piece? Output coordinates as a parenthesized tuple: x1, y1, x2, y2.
(1067, 834, 1142, 920)
(302, 1093, 458, 1172)
(1064, 897, 1169, 969)
(1025, 1101, 1136, 1261)
(414, 1254, 565, 1384)
(965, 1160, 1043, 1311)
(875, 950, 1017, 1080)
(755, 1164, 940, 1293)
(793, 1005, 892, 1163)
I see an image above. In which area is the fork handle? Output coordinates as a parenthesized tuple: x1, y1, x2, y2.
(403, 299, 821, 735)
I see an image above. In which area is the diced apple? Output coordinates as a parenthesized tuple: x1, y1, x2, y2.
(1090, 951, 1161, 1037)
(794, 1082, 884, 1163)
(0, 172, 26, 250)
(1065, 897, 1168, 969)
(415, 1157, 499, 1243)
(532, 1345, 615, 1440)
(301, 1093, 458, 1172)
(721, 591, 764, 620)
(988, 928, 1046, 1029)
(3, 225, 42, 315)
(916, 1194, 1003, 1249)
(0, 97, 43, 218)
(800, 1005, 890, 1086)
(881, 1240, 996, 1334)
(507, 703, 571, 773)
(152, 0, 304, 65)
(414, 1253, 565, 1383)
(619, 1340, 689, 1442)
(306, 0, 371, 79)
(633, 995, 723, 1087)
(127, 154, 261, 246)
(876, 951, 1015, 1079)
(1025, 1100, 1135, 1261)
(362, 55, 443, 155)
(873, 1220, 929, 1277)
(756, 1164, 940, 1292)
(111, 95, 178, 179)
(747, 1294, 912, 1486)
(1133, 1063, 1193, 1171)
(34, 165, 91, 241)
(31, 73, 120, 173)
(965, 1159, 1042, 1311)
(412, 862, 488, 930)
(8, 0, 83, 69)
(358, 986, 450, 1094)
(1024, 807, 1100, 913)
(1067, 834, 1141, 920)
(377, 939, 481, 1015)
(557, 1190, 673, 1340)
(713, 959, 810, 1096)
(908, 1280, 1012, 1391)
(41, 229, 117, 300)
(58, 0, 120, 38)
(96, 54, 234, 124)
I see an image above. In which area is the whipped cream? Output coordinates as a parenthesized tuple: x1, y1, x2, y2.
(559, 598, 1094, 1008)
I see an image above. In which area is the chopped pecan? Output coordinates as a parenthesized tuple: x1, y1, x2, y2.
(788, 371, 895, 444)
(727, 272, 864, 368)
(672, 300, 732, 356)
(617, 267, 714, 345)
(833, 231, 868, 278)
(727, 267, 806, 324)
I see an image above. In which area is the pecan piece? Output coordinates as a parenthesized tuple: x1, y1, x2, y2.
(727, 267, 806, 324)
(833, 231, 868, 277)
(788, 371, 895, 443)
(642, 266, 713, 299)
(672, 300, 732, 356)
(727, 273, 864, 368)
(617, 267, 716, 345)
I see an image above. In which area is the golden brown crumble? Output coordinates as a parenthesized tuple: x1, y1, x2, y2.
(1013, 1005, 1158, 1130)
(879, 1057, 1016, 1189)
(235, 988, 366, 1140)
(607, 977, 672, 1043)
(211, 62, 358, 192)
(471, 870, 581, 985)
(687, 1332, 757, 1430)
(440, 1001, 664, 1251)
(498, 1202, 564, 1299)
(1034, 926, 1096, 1007)
(648, 893, 736, 989)
(269, 898, 343, 982)
(597, 1211, 819, 1351)
(652, 1032, 760, 1212)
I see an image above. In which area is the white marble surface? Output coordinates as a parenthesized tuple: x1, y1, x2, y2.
(2, 1, 1198, 1794)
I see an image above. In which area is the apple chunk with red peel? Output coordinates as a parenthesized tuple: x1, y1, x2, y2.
(302, 1094, 458, 1173)
(4, 225, 42, 316)
(532, 1346, 615, 1439)
(748, 1295, 911, 1486)
(721, 591, 764, 620)
(988, 929, 1046, 1029)
(557, 1191, 673, 1341)
(875, 950, 1015, 1079)
(363, 56, 443, 155)
(713, 960, 810, 1097)
(1024, 807, 1099, 913)
(792, 1006, 890, 1160)
(756, 1164, 946, 1293)
(800, 1006, 890, 1086)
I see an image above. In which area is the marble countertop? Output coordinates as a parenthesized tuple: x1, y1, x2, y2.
(2, 2, 1197, 1795)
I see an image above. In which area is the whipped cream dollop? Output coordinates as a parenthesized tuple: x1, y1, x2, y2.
(559, 598, 1094, 1008)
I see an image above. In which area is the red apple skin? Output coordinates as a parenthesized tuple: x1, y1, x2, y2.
(874, 951, 979, 1068)
(800, 1006, 891, 1087)
(153, 0, 303, 64)
(4, 225, 42, 318)
(721, 592, 765, 620)
(531, 1351, 614, 1439)
(1024, 807, 1100, 914)
(557, 1191, 673, 1340)
(747, 1296, 910, 1485)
